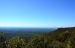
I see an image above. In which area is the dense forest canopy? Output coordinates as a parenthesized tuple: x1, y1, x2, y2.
(0, 27, 75, 48)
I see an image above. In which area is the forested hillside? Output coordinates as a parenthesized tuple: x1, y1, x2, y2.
(0, 27, 75, 48)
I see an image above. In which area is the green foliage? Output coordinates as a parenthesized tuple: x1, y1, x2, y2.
(26, 36, 44, 48)
(0, 27, 75, 48)
(0, 32, 7, 48)
(6, 36, 26, 48)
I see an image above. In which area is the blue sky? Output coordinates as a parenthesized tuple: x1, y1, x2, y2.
(0, 0, 75, 28)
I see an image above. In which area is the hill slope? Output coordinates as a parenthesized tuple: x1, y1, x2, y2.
(0, 27, 75, 48)
(46, 27, 75, 48)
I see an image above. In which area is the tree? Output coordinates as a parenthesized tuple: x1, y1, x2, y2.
(0, 32, 7, 48)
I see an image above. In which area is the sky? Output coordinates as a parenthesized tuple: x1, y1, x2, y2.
(0, 0, 75, 28)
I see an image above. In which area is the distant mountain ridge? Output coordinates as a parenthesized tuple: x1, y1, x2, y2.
(53, 27, 75, 33)
(0, 28, 55, 39)
(0, 28, 55, 32)
(46, 27, 75, 48)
